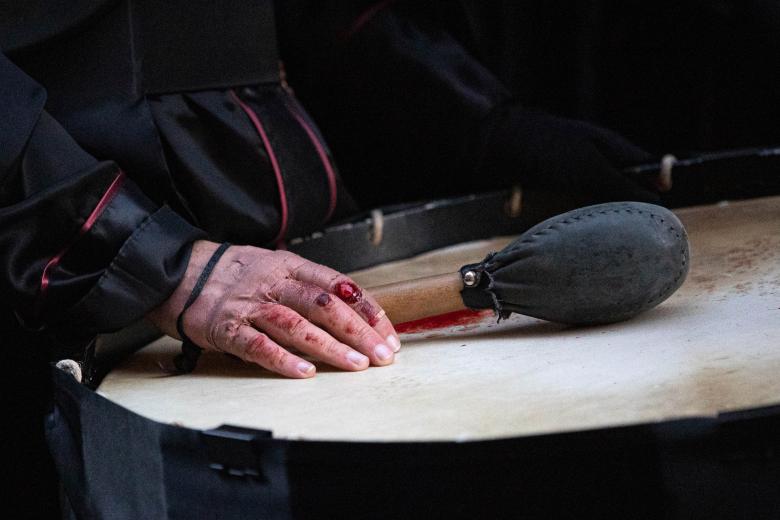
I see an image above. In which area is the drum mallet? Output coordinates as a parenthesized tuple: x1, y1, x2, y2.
(368, 201, 689, 325)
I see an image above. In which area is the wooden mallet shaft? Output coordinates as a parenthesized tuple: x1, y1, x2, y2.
(368, 272, 467, 324)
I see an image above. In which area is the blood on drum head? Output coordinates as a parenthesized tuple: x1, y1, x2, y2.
(395, 309, 489, 334)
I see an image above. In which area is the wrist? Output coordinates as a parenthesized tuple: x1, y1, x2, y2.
(147, 239, 220, 337)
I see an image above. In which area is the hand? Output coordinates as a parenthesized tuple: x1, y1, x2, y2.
(483, 107, 661, 203)
(148, 240, 400, 378)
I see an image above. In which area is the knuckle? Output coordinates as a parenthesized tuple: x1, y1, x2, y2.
(323, 338, 343, 357)
(326, 272, 345, 287)
(209, 318, 240, 350)
(272, 350, 290, 370)
(227, 258, 249, 281)
(278, 251, 304, 267)
(355, 324, 377, 343)
(313, 292, 334, 309)
(265, 284, 282, 302)
(287, 316, 308, 338)
(279, 279, 307, 305)
(244, 334, 276, 362)
(332, 274, 352, 287)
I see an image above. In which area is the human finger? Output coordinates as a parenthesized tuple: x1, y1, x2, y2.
(273, 279, 395, 366)
(219, 322, 316, 378)
(331, 280, 400, 352)
(288, 261, 401, 352)
(251, 303, 370, 371)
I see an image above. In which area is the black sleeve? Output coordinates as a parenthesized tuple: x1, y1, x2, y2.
(278, 1, 658, 207)
(0, 53, 206, 341)
(277, 1, 513, 207)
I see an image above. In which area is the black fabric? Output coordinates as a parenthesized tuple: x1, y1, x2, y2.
(147, 89, 285, 243)
(278, 1, 780, 209)
(0, 0, 115, 54)
(480, 108, 659, 202)
(275, 2, 663, 210)
(3, 308, 60, 519)
(133, 0, 280, 94)
(47, 365, 780, 519)
(47, 368, 292, 519)
(406, 1, 780, 155)
(460, 202, 689, 324)
(0, 54, 205, 343)
(148, 85, 355, 244)
(9, 0, 352, 246)
(277, 1, 517, 208)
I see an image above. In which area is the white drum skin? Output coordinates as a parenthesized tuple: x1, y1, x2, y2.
(99, 197, 780, 441)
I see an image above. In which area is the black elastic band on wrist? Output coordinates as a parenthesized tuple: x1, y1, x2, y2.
(173, 242, 231, 373)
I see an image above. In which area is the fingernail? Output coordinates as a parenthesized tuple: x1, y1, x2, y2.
(297, 361, 315, 375)
(386, 335, 401, 352)
(374, 344, 393, 361)
(347, 351, 369, 367)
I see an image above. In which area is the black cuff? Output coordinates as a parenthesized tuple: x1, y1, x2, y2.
(63, 206, 207, 335)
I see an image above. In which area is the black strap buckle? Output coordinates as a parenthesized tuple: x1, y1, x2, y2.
(201, 425, 274, 480)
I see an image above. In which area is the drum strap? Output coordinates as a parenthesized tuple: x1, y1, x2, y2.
(288, 144, 780, 273)
(285, 188, 586, 273)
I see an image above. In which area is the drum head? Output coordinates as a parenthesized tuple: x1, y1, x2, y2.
(99, 197, 780, 441)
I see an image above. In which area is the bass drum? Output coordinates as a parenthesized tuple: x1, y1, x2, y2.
(55, 196, 780, 519)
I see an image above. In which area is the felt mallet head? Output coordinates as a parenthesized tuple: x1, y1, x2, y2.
(459, 202, 689, 325)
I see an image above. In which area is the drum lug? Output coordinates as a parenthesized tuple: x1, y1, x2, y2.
(201, 425, 274, 480)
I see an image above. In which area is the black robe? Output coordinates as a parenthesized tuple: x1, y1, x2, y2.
(0, 1, 523, 345)
(7, 0, 778, 345)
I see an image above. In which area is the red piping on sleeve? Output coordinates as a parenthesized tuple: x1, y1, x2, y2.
(288, 107, 338, 223)
(342, 0, 397, 41)
(230, 90, 289, 245)
(39, 170, 126, 297)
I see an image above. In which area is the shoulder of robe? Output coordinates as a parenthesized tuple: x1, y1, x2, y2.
(0, 0, 118, 54)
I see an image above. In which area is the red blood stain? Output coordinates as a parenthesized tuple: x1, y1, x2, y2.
(395, 309, 491, 334)
(315, 293, 332, 307)
(264, 308, 286, 322)
(335, 282, 362, 304)
(356, 301, 379, 326)
(265, 308, 300, 330)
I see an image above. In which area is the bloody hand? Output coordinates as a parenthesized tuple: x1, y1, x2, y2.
(148, 240, 400, 378)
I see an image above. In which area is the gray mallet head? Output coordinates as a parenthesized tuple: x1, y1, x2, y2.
(460, 202, 690, 325)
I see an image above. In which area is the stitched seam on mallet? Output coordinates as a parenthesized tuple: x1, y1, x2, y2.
(489, 207, 687, 311)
